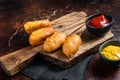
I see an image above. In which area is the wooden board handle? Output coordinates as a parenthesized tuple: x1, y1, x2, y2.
(0, 46, 42, 76)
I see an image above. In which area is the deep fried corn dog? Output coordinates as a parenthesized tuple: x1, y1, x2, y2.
(43, 32, 66, 52)
(24, 19, 51, 34)
(29, 27, 55, 46)
(62, 34, 82, 58)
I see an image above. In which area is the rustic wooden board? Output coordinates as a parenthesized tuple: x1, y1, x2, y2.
(0, 11, 114, 76)
(38, 11, 114, 68)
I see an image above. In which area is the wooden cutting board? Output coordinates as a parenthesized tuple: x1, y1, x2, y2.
(0, 11, 114, 76)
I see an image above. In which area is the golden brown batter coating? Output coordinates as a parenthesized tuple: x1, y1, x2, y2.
(29, 27, 55, 46)
(24, 19, 51, 34)
(43, 32, 66, 52)
(62, 34, 82, 58)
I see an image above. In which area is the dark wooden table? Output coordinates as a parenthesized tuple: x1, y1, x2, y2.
(84, 53, 120, 80)
(0, 0, 120, 80)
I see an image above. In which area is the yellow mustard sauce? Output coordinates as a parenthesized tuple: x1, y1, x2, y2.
(101, 45, 120, 60)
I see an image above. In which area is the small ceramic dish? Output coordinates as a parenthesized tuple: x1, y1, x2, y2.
(99, 40, 120, 66)
(85, 13, 114, 36)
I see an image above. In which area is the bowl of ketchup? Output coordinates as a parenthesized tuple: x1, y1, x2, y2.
(85, 13, 114, 36)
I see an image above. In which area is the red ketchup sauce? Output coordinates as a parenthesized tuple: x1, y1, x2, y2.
(89, 14, 109, 28)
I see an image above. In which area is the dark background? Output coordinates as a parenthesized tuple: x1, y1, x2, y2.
(0, 0, 120, 80)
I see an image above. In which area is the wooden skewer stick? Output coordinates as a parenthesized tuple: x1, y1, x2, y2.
(51, 17, 87, 25)
(66, 23, 85, 35)
(63, 20, 85, 30)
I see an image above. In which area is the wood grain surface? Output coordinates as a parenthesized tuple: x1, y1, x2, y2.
(0, 46, 42, 76)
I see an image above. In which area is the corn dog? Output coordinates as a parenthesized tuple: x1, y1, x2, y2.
(62, 34, 82, 58)
(29, 27, 55, 46)
(24, 19, 51, 34)
(43, 32, 66, 52)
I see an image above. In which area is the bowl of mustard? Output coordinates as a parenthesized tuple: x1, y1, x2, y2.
(99, 40, 120, 66)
